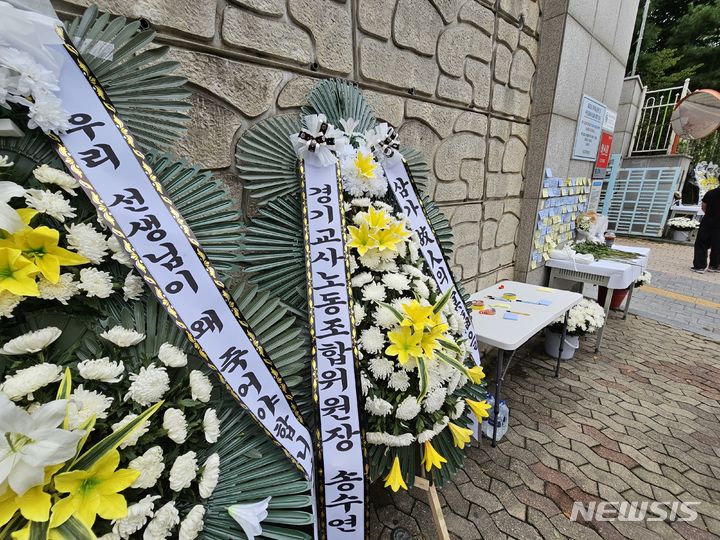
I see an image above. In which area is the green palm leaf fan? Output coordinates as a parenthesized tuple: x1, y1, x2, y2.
(300, 78, 376, 133)
(80, 282, 315, 539)
(65, 6, 191, 152)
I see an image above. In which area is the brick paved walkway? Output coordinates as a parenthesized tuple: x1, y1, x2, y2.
(598, 238, 720, 341)
(370, 315, 720, 539)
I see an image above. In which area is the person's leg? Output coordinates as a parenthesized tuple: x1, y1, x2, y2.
(693, 226, 710, 270)
(709, 228, 720, 269)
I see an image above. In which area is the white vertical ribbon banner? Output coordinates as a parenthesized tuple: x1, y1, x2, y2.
(382, 157, 482, 366)
(45, 28, 315, 481)
(300, 157, 366, 539)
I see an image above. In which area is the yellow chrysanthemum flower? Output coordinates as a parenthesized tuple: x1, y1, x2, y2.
(385, 326, 422, 365)
(364, 206, 390, 229)
(347, 222, 377, 256)
(2, 226, 87, 284)
(448, 422, 473, 450)
(383, 456, 408, 492)
(353, 151, 379, 180)
(371, 227, 401, 252)
(400, 300, 434, 332)
(51, 450, 139, 529)
(0, 247, 39, 297)
(0, 464, 62, 527)
(466, 398, 491, 421)
(421, 441, 447, 472)
(468, 366, 485, 384)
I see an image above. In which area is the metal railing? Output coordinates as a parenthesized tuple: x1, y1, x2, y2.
(629, 79, 690, 155)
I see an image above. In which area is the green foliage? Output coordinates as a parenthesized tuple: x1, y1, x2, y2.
(631, 0, 720, 89)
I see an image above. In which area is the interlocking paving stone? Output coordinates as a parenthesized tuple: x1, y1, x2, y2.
(371, 316, 720, 538)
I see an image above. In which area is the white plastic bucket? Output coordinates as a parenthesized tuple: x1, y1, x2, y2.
(672, 229, 690, 242)
(544, 331, 579, 360)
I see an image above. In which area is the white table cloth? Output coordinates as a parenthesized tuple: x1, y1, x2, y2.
(545, 245, 649, 290)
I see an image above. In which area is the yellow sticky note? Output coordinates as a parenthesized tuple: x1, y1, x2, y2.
(542, 253, 549, 261)
(531, 260, 538, 270)
(542, 188, 549, 197)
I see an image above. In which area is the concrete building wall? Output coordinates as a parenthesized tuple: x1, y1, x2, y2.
(52, 0, 541, 293)
(515, 0, 640, 284)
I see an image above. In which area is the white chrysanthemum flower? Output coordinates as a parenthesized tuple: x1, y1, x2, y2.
(368, 356, 394, 380)
(112, 414, 150, 448)
(169, 451, 198, 492)
(33, 164, 79, 195)
(199, 453, 220, 498)
(129, 446, 165, 489)
(374, 305, 398, 329)
(37, 273, 79, 305)
(0, 363, 61, 400)
(423, 386, 447, 414)
(0, 291, 22, 319)
(361, 282, 386, 302)
(77, 357, 124, 383)
(382, 272, 410, 292)
(0, 326, 61, 355)
(144, 501, 180, 540)
(100, 326, 145, 347)
(353, 303, 366, 322)
(189, 370, 212, 403)
(67, 385, 113, 429)
(376, 260, 399, 273)
(350, 197, 372, 207)
(107, 235, 134, 267)
(451, 400, 466, 420)
(359, 326, 384, 354)
(348, 254, 358, 273)
(164, 407, 188, 444)
(24, 189, 76, 222)
(158, 342, 188, 367)
(203, 408, 220, 443)
(178, 505, 205, 540)
(414, 279, 430, 299)
(408, 238, 420, 262)
(365, 395, 393, 416)
(446, 369, 463, 395)
(65, 223, 109, 264)
(366, 431, 415, 447)
(112, 494, 159, 539)
(78, 268, 113, 299)
(125, 363, 169, 406)
(359, 250, 382, 269)
(341, 146, 387, 197)
(350, 272, 373, 287)
(395, 395, 421, 420)
(401, 264, 424, 279)
(360, 371, 372, 397)
(122, 272, 144, 301)
(388, 370, 410, 392)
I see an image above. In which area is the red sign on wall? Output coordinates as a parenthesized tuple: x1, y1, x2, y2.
(592, 131, 613, 178)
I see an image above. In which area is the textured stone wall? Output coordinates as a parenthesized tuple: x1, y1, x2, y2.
(54, 0, 541, 292)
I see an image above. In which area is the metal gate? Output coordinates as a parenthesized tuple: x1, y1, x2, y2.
(601, 166, 683, 237)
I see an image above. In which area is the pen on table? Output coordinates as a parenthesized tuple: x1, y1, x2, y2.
(490, 304, 530, 316)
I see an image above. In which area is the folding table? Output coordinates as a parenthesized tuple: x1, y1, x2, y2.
(546, 245, 650, 352)
(469, 281, 583, 446)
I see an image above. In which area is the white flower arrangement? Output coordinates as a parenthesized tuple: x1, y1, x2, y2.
(328, 119, 488, 491)
(550, 298, 606, 337)
(0, 323, 221, 538)
(667, 217, 700, 230)
(636, 270, 652, 287)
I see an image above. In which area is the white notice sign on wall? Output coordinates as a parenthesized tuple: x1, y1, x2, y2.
(572, 95, 607, 161)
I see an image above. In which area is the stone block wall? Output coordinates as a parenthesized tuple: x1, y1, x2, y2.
(53, 0, 541, 292)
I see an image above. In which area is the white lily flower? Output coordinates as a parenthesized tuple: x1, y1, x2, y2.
(0, 394, 83, 495)
(228, 497, 271, 540)
(0, 181, 25, 233)
(0, 326, 62, 355)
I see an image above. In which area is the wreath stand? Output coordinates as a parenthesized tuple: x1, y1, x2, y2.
(413, 476, 450, 540)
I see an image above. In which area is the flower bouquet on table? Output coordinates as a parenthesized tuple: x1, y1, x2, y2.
(544, 299, 606, 360)
(667, 217, 700, 242)
(2, 5, 316, 539)
(235, 78, 488, 492)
